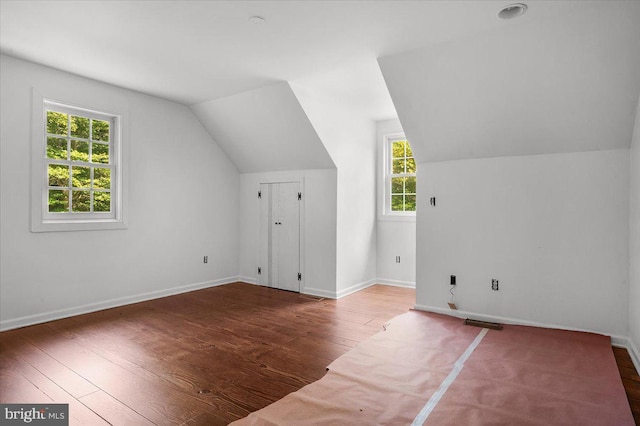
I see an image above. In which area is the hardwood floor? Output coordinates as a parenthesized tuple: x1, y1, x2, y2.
(0, 283, 415, 425)
(614, 346, 640, 424)
(1, 283, 638, 425)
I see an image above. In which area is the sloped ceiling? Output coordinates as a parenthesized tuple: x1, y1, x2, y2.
(191, 81, 335, 173)
(379, 2, 640, 163)
(1, 1, 605, 121)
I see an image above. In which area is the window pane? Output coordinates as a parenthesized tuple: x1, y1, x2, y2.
(392, 141, 406, 159)
(391, 177, 404, 194)
(405, 143, 413, 157)
(46, 111, 68, 136)
(405, 195, 416, 211)
(94, 192, 111, 212)
(391, 195, 404, 211)
(92, 119, 110, 142)
(72, 190, 91, 212)
(70, 115, 90, 139)
(41, 102, 120, 225)
(392, 159, 405, 174)
(91, 143, 109, 164)
(72, 166, 91, 188)
(387, 137, 416, 215)
(70, 140, 89, 162)
(48, 164, 69, 187)
(93, 167, 111, 189)
(47, 137, 67, 160)
(48, 190, 69, 212)
(406, 158, 416, 173)
(405, 177, 416, 194)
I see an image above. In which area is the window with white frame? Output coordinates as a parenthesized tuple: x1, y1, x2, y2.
(386, 135, 416, 214)
(32, 98, 125, 231)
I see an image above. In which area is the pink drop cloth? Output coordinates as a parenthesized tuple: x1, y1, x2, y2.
(230, 310, 634, 425)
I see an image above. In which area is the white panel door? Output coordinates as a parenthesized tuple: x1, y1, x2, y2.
(258, 182, 300, 292)
(275, 182, 300, 292)
(258, 183, 272, 287)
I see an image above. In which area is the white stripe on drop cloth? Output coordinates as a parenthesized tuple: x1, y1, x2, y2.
(411, 328, 489, 426)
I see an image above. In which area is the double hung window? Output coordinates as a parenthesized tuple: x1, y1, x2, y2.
(386, 136, 416, 215)
(45, 105, 113, 215)
(32, 98, 125, 231)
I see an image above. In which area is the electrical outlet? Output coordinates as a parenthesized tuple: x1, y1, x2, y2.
(491, 279, 499, 291)
(204, 256, 208, 264)
(450, 275, 456, 285)
(396, 256, 401, 263)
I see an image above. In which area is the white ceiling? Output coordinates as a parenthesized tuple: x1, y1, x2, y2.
(0, 0, 590, 121)
(379, 1, 640, 162)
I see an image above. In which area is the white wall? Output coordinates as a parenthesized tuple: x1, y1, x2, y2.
(0, 55, 240, 330)
(376, 119, 415, 287)
(416, 150, 630, 339)
(238, 169, 337, 298)
(630, 97, 640, 363)
(291, 84, 377, 297)
(190, 82, 335, 173)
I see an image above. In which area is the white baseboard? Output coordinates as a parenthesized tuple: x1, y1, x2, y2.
(240, 280, 338, 299)
(625, 339, 640, 374)
(0, 276, 241, 332)
(303, 279, 378, 300)
(611, 336, 640, 375)
(336, 279, 377, 299)
(375, 278, 416, 288)
(414, 303, 629, 348)
(302, 287, 337, 299)
(263, 278, 413, 299)
(240, 278, 412, 299)
(238, 276, 257, 285)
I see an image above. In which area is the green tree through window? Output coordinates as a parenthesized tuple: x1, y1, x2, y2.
(389, 138, 416, 212)
(45, 109, 112, 213)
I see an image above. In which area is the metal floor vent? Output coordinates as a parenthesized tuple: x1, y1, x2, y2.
(463, 318, 503, 330)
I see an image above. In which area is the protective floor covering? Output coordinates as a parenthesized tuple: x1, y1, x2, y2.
(231, 310, 634, 425)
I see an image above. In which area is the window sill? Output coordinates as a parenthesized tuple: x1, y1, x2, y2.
(31, 219, 127, 233)
(378, 214, 416, 223)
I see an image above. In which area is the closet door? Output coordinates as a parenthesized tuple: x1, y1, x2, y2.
(258, 183, 272, 288)
(258, 182, 300, 292)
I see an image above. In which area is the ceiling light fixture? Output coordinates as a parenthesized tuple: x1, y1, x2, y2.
(498, 3, 528, 20)
(249, 16, 265, 24)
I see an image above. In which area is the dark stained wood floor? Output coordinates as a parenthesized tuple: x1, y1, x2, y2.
(1, 282, 638, 425)
(0, 283, 415, 424)
(614, 346, 640, 424)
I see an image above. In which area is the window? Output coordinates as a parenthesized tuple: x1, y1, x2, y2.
(31, 96, 126, 232)
(385, 135, 416, 215)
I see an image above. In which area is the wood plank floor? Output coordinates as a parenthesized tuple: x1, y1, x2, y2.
(1, 282, 638, 425)
(614, 346, 640, 424)
(0, 283, 415, 424)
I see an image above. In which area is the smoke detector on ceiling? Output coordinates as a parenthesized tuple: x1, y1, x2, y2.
(249, 16, 266, 24)
(498, 3, 528, 20)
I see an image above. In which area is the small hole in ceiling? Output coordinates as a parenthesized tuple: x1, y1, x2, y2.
(498, 3, 528, 20)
